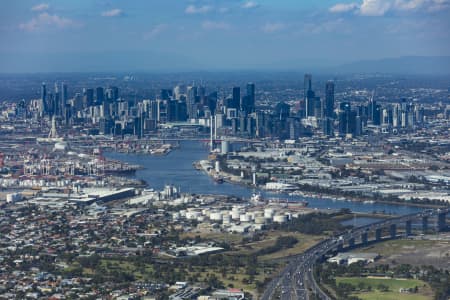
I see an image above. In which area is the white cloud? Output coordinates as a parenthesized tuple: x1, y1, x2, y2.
(330, 0, 450, 16)
(242, 1, 259, 9)
(262, 22, 286, 33)
(359, 0, 392, 16)
(143, 24, 168, 40)
(428, 0, 450, 11)
(19, 12, 77, 31)
(309, 19, 347, 34)
(31, 3, 49, 12)
(394, 0, 427, 10)
(185, 5, 213, 14)
(202, 21, 231, 30)
(101, 8, 123, 17)
(329, 3, 359, 13)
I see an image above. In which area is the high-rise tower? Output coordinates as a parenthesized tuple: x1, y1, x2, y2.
(245, 82, 255, 113)
(41, 82, 47, 114)
(325, 81, 335, 119)
(304, 74, 312, 97)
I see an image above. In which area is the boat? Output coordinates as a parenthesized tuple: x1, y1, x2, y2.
(250, 192, 264, 204)
(213, 175, 224, 184)
(268, 198, 309, 207)
(363, 200, 375, 204)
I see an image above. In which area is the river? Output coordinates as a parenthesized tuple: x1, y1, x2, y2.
(105, 140, 423, 215)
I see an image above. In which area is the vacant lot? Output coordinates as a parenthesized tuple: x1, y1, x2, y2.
(357, 238, 450, 269)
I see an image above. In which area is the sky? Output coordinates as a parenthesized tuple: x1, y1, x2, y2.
(0, 0, 449, 72)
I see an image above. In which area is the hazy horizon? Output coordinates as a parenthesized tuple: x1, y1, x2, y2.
(1, 1, 449, 73)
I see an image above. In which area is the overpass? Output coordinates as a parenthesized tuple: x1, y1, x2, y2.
(260, 207, 449, 300)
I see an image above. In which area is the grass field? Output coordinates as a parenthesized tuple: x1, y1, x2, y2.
(258, 232, 324, 261)
(228, 231, 324, 260)
(336, 277, 433, 300)
(359, 239, 439, 256)
(354, 291, 430, 300)
(357, 238, 450, 269)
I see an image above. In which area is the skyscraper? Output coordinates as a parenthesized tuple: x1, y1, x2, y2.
(96, 87, 104, 105)
(338, 102, 359, 136)
(325, 81, 335, 119)
(160, 89, 172, 100)
(232, 87, 240, 110)
(61, 83, 68, 105)
(54, 83, 60, 117)
(304, 74, 316, 117)
(41, 83, 47, 114)
(304, 74, 312, 97)
(244, 82, 255, 113)
(84, 88, 94, 108)
(187, 86, 198, 119)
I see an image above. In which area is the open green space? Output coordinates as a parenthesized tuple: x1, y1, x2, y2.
(336, 277, 433, 300)
(354, 291, 430, 300)
(359, 239, 441, 256)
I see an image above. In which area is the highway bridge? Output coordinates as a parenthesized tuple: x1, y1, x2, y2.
(261, 208, 449, 300)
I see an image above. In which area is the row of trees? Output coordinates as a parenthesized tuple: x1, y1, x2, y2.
(269, 211, 348, 235)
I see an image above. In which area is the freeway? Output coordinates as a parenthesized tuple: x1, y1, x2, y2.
(260, 208, 449, 300)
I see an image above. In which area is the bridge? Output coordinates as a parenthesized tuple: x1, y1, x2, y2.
(261, 208, 449, 300)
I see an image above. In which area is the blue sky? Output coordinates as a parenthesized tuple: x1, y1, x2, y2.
(0, 0, 449, 72)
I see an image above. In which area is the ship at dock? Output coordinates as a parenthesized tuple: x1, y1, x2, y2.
(250, 193, 308, 207)
(102, 162, 141, 175)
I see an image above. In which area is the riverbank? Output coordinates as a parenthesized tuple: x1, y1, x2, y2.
(197, 159, 444, 210)
(104, 141, 427, 215)
(103, 141, 177, 155)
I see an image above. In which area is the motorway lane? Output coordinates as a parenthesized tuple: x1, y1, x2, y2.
(260, 208, 448, 300)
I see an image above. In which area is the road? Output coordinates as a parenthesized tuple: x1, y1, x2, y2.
(260, 208, 448, 300)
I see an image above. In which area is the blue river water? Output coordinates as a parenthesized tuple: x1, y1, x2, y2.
(105, 140, 423, 215)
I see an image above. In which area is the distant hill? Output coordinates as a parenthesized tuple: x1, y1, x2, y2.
(335, 56, 450, 74)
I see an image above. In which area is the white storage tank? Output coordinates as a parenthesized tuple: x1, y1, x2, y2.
(246, 212, 255, 221)
(255, 216, 266, 224)
(232, 206, 242, 213)
(273, 214, 288, 223)
(221, 140, 229, 154)
(264, 208, 275, 219)
(240, 214, 251, 222)
(222, 214, 231, 223)
(231, 210, 241, 220)
(186, 211, 201, 220)
(254, 211, 264, 218)
(210, 212, 223, 221)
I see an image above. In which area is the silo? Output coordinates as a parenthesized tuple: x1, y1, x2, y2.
(273, 214, 288, 223)
(264, 208, 275, 219)
(240, 214, 251, 222)
(222, 214, 232, 224)
(221, 140, 229, 154)
(255, 216, 266, 224)
(210, 212, 223, 221)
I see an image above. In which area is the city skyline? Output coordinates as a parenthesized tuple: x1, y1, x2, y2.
(0, 0, 449, 72)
